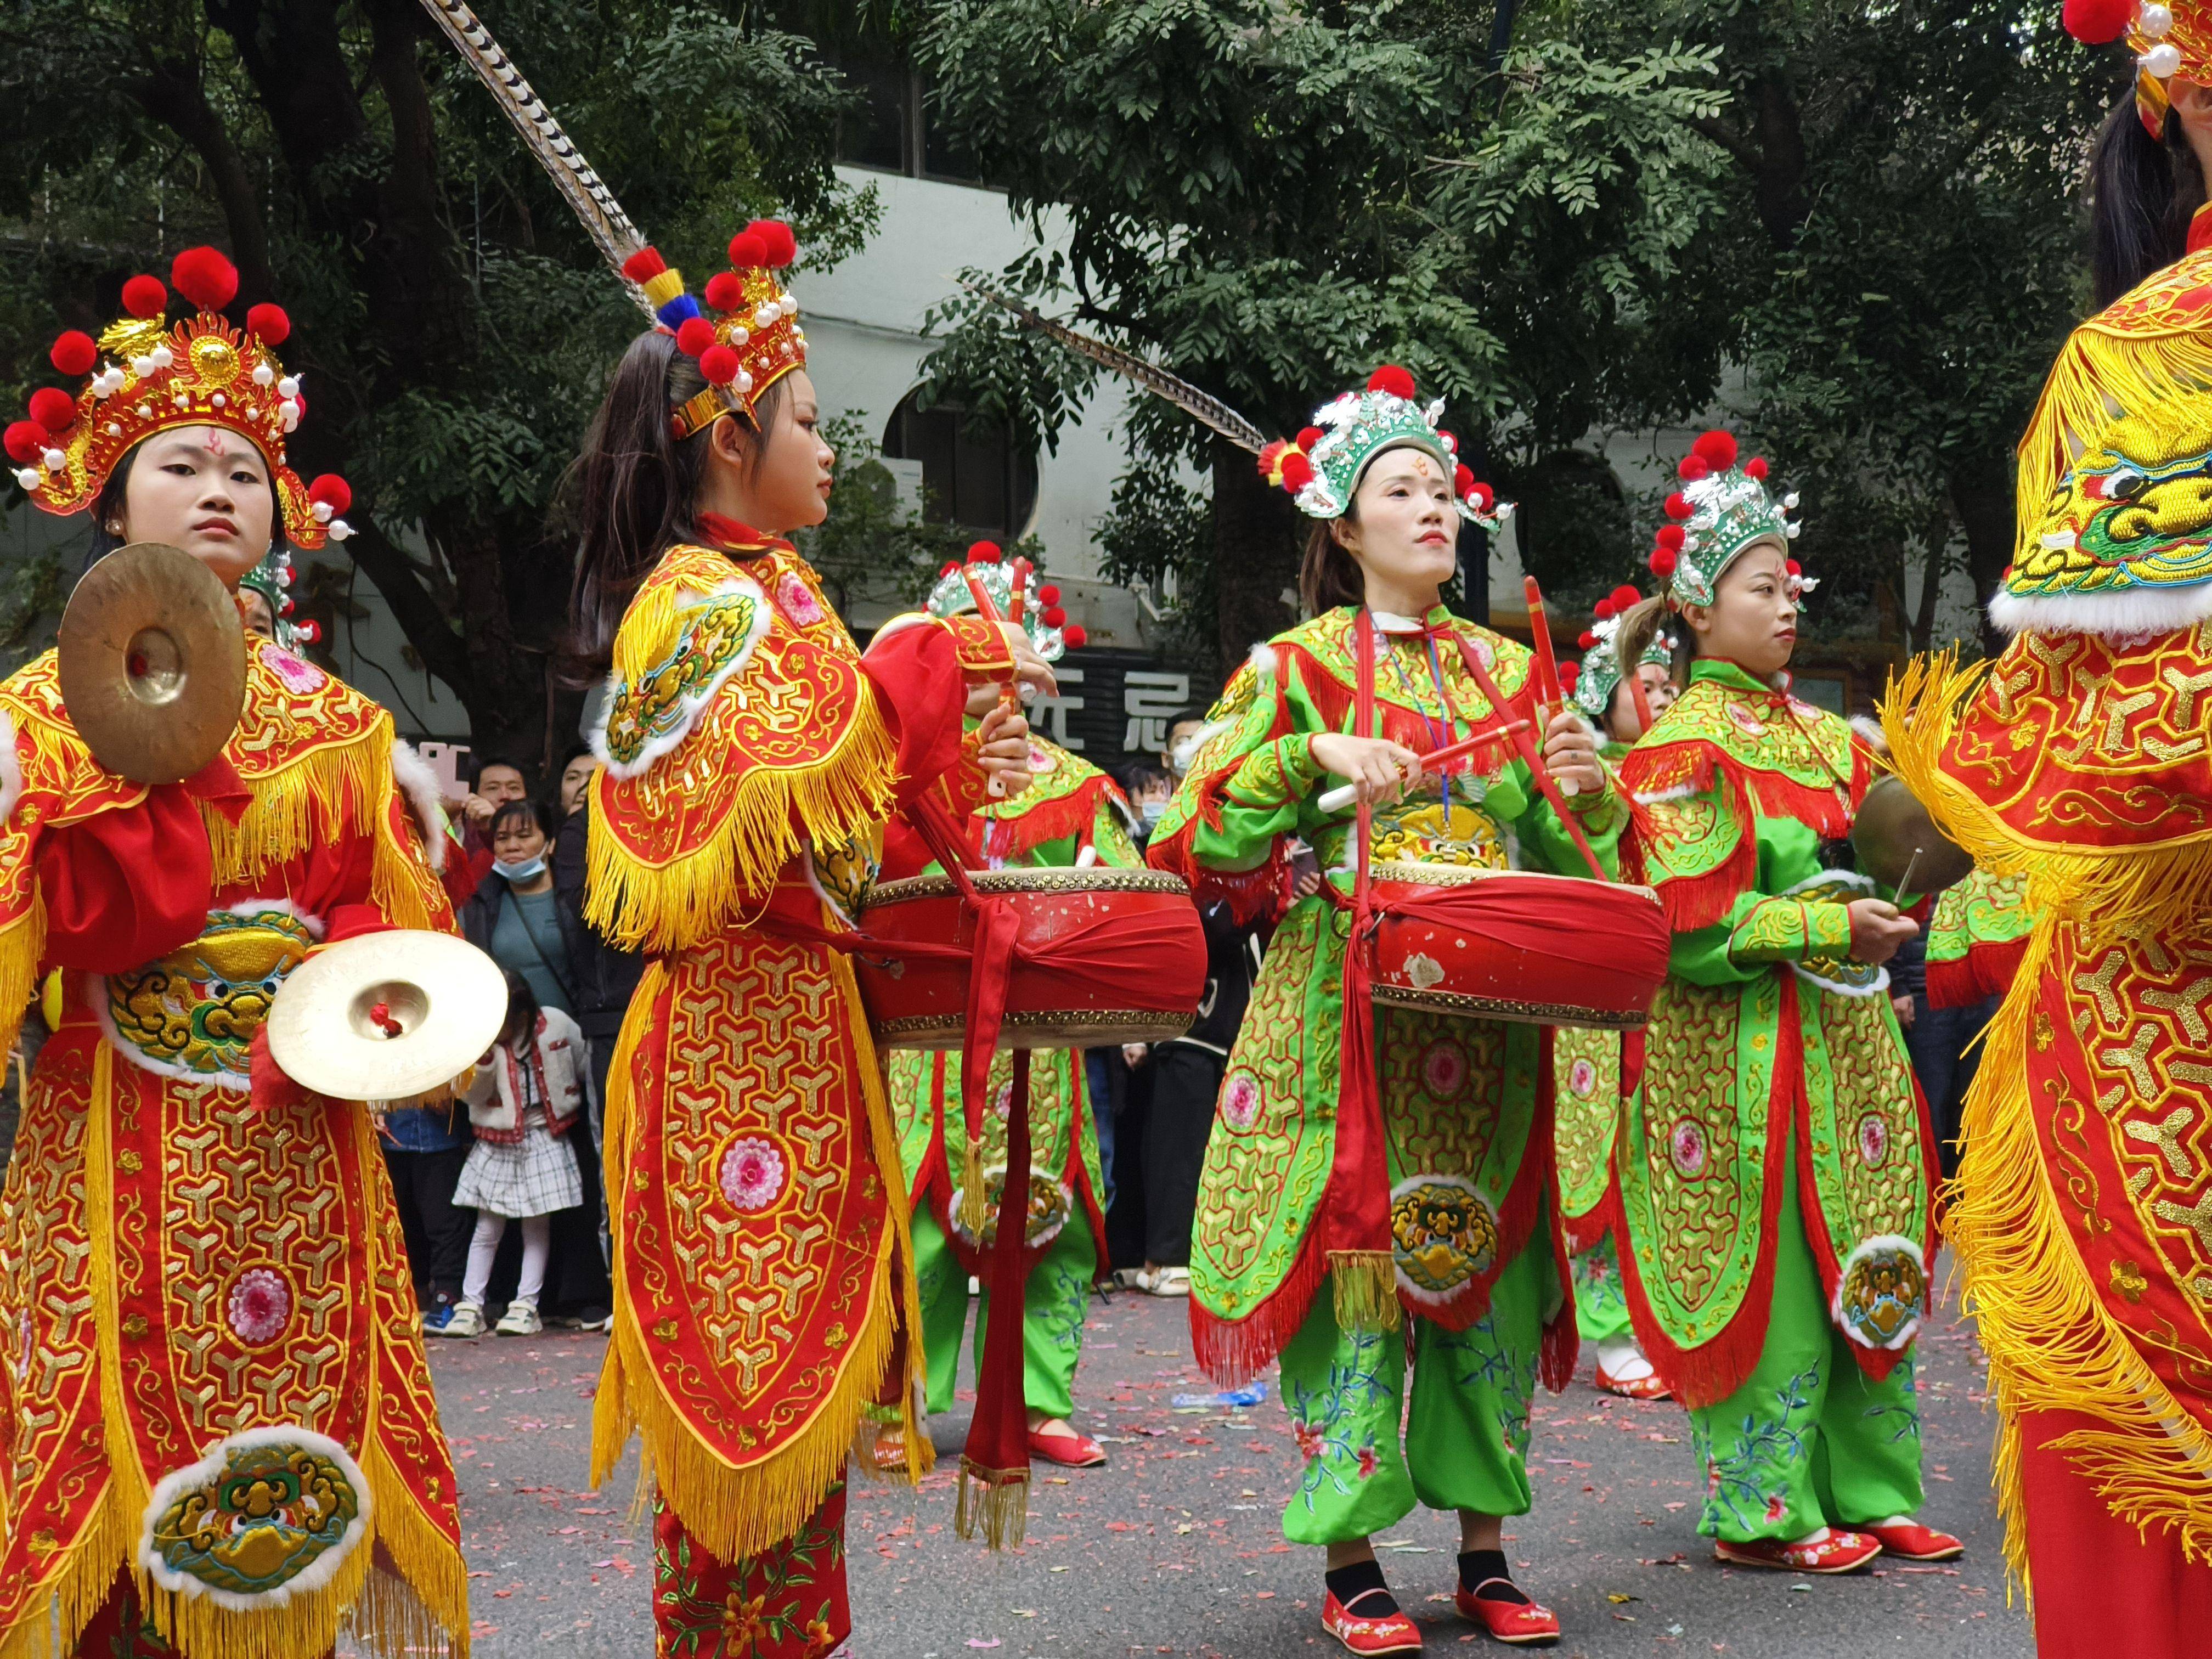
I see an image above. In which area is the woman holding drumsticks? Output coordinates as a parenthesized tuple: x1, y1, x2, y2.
(1147, 366, 1623, 1654)
(1606, 430, 1957, 1576)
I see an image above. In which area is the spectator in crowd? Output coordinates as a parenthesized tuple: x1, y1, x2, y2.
(1161, 709, 1212, 778)
(383, 1094, 475, 1332)
(1889, 902, 1989, 1181)
(1123, 763, 1175, 842)
(554, 759, 641, 1285)
(462, 798, 613, 1325)
(239, 585, 276, 638)
(455, 756, 532, 890)
(557, 745, 596, 818)
(442, 971, 591, 1337)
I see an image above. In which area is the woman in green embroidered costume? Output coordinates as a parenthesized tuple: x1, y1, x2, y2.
(882, 552, 1141, 1474)
(1552, 588, 1681, 1402)
(1148, 366, 1621, 1656)
(1602, 428, 1961, 1575)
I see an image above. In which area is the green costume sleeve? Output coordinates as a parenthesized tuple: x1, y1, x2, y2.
(1500, 751, 1623, 881)
(1726, 896, 1853, 967)
(1646, 792, 1844, 985)
(1190, 736, 1323, 872)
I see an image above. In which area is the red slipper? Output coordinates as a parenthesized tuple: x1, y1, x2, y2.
(1322, 1591, 1423, 1655)
(1861, 1521, 1963, 1561)
(1454, 1582, 1560, 1646)
(1027, 1427, 1107, 1468)
(1593, 1363, 1672, 1402)
(1714, 1530, 1880, 1573)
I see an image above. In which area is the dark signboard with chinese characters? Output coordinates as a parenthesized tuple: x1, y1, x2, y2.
(1028, 647, 1212, 780)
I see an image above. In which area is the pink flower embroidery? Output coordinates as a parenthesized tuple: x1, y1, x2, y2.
(1763, 1494, 1789, 1523)
(1220, 1071, 1262, 1131)
(1567, 1058, 1598, 1099)
(1421, 1040, 1468, 1099)
(1293, 1421, 1323, 1460)
(719, 1138, 787, 1212)
(992, 1080, 1014, 1121)
(1356, 1445, 1378, 1480)
(1725, 703, 1767, 738)
(227, 1268, 292, 1344)
(777, 573, 825, 627)
(259, 642, 325, 694)
(1670, 1120, 1707, 1177)
(1858, 1114, 1889, 1168)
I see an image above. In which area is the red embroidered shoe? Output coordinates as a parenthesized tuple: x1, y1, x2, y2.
(1028, 1427, 1108, 1469)
(1714, 1530, 1881, 1573)
(1454, 1582, 1561, 1645)
(1593, 1363, 1671, 1402)
(1322, 1590, 1424, 1656)
(1862, 1521, 1963, 1561)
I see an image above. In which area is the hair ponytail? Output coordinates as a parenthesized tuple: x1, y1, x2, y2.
(1611, 592, 1677, 683)
(1299, 517, 1366, 616)
(2090, 97, 2204, 309)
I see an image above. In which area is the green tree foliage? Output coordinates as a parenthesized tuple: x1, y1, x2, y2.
(916, 0, 2121, 664)
(0, 0, 870, 756)
(911, 0, 1737, 667)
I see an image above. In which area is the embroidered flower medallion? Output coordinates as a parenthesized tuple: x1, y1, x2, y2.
(776, 571, 825, 627)
(226, 1268, 292, 1345)
(259, 641, 326, 694)
(719, 1137, 787, 1212)
(1220, 1070, 1262, 1130)
(1567, 1057, 1599, 1099)
(1421, 1039, 1469, 1099)
(1857, 1113, 1889, 1168)
(1669, 1119, 1708, 1178)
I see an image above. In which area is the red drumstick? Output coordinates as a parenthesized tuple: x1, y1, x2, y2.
(961, 565, 1022, 798)
(1009, 558, 1030, 627)
(1453, 636, 1607, 882)
(1314, 718, 1535, 815)
(1627, 669, 1655, 739)
(1523, 576, 1562, 712)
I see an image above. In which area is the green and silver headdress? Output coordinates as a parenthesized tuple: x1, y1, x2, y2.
(1645, 429, 1807, 609)
(1570, 584, 1675, 720)
(1258, 365, 1511, 531)
(925, 540, 1084, 661)
(239, 548, 319, 653)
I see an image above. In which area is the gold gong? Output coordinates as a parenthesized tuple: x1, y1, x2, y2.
(1852, 773, 1974, 899)
(266, 930, 509, 1103)
(56, 541, 247, 783)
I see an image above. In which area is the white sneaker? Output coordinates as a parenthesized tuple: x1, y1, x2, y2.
(439, 1301, 486, 1338)
(1136, 1266, 1190, 1297)
(495, 1299, 543, 1336)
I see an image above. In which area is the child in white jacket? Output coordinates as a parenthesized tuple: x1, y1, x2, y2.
(444, 970, 591, 1336)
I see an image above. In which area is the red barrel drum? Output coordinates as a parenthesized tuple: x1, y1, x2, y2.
(855, 867, 1207, 1050)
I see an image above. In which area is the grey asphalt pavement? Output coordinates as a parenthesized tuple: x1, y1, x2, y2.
(394, 1286, 2031, 1658)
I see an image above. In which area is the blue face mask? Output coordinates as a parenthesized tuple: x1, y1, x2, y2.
(494, 856, 546, 883)
(1139, 799, 1169, 826)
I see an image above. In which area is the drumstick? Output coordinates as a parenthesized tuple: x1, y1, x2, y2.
(1523, 576, 1577, 798)
(1454, 637, 1608, 882)
(961, 570, 1022, 799)
(1889, 848, 1923, 917)
(1315, 719, 1534, 815)
(1009, 558, 1030, 626)
(1627, 670, 1655, 738)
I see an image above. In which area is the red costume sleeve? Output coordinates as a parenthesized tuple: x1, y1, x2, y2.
(36, 783, 214, 974)
(860, 616, 1007, 810)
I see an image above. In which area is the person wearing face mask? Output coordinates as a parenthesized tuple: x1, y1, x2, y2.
(455, 797, 613, 1335)
(0, 247, 468, 1657)
(881, 548, 1138, 1473)
(568, 222, 1049, 1656)
(1550, 586, 1684, 1406)
(1608, 430, 1956, 1578)
(1147, 367, 1620, 1654)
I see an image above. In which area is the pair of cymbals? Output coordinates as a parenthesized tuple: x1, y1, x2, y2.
(55, 541, 247, 784)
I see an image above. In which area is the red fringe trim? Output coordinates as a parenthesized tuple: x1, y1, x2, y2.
(1609, 972, 1801, 1409)
(1293, 641, 1527, 777)
(984, 775, 1116, 862)
(1926, 936, 2028, 1009)
(1143, 808, 1284, 926)
(1189, 1221, 1329, 1389)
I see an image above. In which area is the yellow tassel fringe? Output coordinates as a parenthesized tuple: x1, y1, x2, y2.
(590, 953, 926, 1559)
(955, 1460, 1030, 1549)
(1328, 1251, 1402, 1334)
(583, 693, 900, 955)
(960, 1133, 988, 1237)
(1884, 652, 2212, 1594)
(1881, 652, 2212, 940)
(13, 1032, 469, 1659)
(0, 896, 44, 1066)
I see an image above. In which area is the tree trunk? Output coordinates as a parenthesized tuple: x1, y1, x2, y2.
(129, 59, 274, 302)
(1948, 456, 2015, 658)
(1211, 437, 1301, 670)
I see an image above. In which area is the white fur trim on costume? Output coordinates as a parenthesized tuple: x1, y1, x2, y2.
(867, 610, 932, 646)
(1632, 781, 1701, 806)
(138, 1424, 373, 1611)
(1829, 1234, 1927, 1354)
(1988, 581, 2212, 640)
(589, 575, 771, 781)
(386, 738, 449, 874)
(0, 712, 21, 831)
(1246, 641, 1279, 682)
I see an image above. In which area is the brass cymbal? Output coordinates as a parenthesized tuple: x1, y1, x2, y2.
(1852, 774, 1974, 900)
(267, 930, 509, 1103)
(56, 541, 246, 784)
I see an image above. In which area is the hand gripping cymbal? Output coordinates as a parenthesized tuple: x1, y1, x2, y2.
(56, 542, 247, 784)
(1851, 772, 1974, 901)
(267, 931, 509, 1104)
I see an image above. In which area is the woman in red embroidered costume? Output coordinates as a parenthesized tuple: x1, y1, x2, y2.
(0, 249, 467, 1658)
(569, 225, 1049, 1658)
